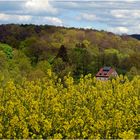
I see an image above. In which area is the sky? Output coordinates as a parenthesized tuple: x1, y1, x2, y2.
(0, 0, 140, 34)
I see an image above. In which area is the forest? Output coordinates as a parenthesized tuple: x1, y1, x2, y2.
(0, 24, 140, 139)
(0, 24, 140, 81)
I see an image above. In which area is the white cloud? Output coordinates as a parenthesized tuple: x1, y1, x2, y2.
(111, 11, 126, 18)
(78, 13, 97, 21)
(43, 16, 63, 26)
(0, 13, 31, 21)
(24, 0, 57, 14)
(111, 10, 140, 19)
(109, 26, 129, 34)
(84, 26, 93, 29)
(0, 13, 63, 26)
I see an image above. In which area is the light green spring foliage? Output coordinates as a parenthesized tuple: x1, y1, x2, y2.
(0, 43, 13, 59)
(0, 70, 140, 139)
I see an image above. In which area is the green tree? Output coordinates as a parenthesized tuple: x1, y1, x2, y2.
(127, 66, 138, 80)
(36, 60, 51, 74)
(69, 47, 93, 77)
(0, 43, 13, 59)
(12, 50, 32, 77)
(0, 51, 8, 70)
(52, 58, 66, 74)
(56, 45, 68, 62)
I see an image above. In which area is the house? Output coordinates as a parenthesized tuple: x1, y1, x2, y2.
(96, 66, 118, 80)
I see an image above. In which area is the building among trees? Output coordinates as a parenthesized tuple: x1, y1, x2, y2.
(96, 66, 118, 80)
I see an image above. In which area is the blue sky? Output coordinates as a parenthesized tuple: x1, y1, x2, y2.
(0, 0, 140, 34)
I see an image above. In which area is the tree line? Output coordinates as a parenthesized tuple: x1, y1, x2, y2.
(0, 24, 140, 81)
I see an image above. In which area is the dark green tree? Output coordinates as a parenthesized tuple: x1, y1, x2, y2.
(56, 45, 68, 62)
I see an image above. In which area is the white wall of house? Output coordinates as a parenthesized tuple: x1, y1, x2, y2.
(96, 77, 108, 80)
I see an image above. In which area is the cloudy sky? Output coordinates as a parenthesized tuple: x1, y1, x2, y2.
(0, 0, 140, 34)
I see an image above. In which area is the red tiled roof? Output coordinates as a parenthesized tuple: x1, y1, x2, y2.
(96, 67, 114, 77)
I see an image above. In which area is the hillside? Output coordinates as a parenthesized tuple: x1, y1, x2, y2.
(0, 24, 140, 139)
(0, 24, 140, 81)
(131, 34, 140, 40)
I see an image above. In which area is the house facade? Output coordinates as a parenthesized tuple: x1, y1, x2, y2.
(96, 67, 118, 80)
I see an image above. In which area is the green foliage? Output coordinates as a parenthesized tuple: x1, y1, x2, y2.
(36, 60, 51, 74)
(82, 39, 90, 48)
(127, 66, 138, 80)
(52, 58, 66, 74)
(12, 50, 32, 77)
(0, 51, 7, 69)
(56, 45, 68, 62)
(68, 47, 93, 77)
(0, 24, 140, 78)
(0, 43, 13, 59)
